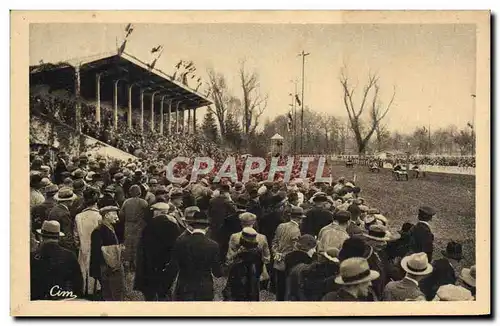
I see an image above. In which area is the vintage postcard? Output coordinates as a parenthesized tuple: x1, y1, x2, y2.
(11, 10, 490, 316)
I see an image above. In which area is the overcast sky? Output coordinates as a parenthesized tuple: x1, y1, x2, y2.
(30, 23, 476, 133)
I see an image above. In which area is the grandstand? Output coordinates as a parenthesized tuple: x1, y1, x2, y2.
(29, 51, 212, 142)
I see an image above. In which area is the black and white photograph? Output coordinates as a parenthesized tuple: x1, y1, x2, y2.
(11, 10, 490, 316)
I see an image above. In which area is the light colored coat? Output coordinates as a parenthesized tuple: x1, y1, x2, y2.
(317, 223, 350, 253)
(272, 221, 301, 271)
(227, 231, 271, 264)
(74, 206, 102, 294)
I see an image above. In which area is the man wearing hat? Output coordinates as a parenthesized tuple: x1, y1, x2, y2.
(346, 204, 365, 237)
(207, 184, 237, 255)
(74, 187, 102, 298)
(70, 179, 86, 217)
(459, 265, 476, 298)
(30, 173, 45, 208)
(31, 184, 58, 234)
(271, 206, 305, 301)
(317, 210, 351, 253)
(47, 187, 78, 254)
(383, 252, 433, 301)
(301, 193, 335, 238)
(90, 206, 125, 301)
(322, 257, 380, 301)
(409, 206, 436, 262)
(171, 211, 223, 301)
(362, 224, 400, 300)
(169, 188, 186, 221)
(226, 212, 270, 266)
(31, 220, 83, 300)
(112, 172, 126, 207)
(420, 241, 463, 300)
(98, 185, 119, 209)
(223, 227, 264, 301)
(134, 202, 181, 301)
(120, 185, 149, 273)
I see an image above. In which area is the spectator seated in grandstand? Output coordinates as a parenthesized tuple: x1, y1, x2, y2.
(346, 158, 354, 168)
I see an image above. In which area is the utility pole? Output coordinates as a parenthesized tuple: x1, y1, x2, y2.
(290, 79, 298, 154)
(298, 50, 310, 154)
(428, 105, 432, 154)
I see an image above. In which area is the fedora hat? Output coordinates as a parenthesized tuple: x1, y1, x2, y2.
(290, 205, 306, 219)
(113, 172, 125, 181)
(36, 220, 64, 238)
(241, 227, 258, 244)
(151, 202, 170, 212)
(435, 284, 474, 301)
(338, 237, 373, 261)
(363, 225, 400, 242)
(460, 265, 476, 287)
(441, 241, 463, 261)
(54, 187, 77, 202)
(44, 184, 59, 195)
(71, 168, 86, 179)
(401, 252, 433, 276)
(335, 257, 380, 285)
(295, 234, 317, 251)
(186, 211, 209, 226)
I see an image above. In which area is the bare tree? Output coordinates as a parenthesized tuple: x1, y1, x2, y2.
(206, 69, 230, 135)
(340, 68, 395, 155)
(239, 62, 268, 135)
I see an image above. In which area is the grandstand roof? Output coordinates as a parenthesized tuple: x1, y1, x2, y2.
(30, 51, 212, 110)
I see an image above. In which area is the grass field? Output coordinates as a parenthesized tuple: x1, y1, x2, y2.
(124, 165, 476, 301)
(330, 164, 476, 269)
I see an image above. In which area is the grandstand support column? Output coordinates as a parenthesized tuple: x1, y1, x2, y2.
(127, 84, 133, 129)
(95, 73, 101, 124)
(160, 95, 166, 135)
(167, 100, 172, 136)
(74, 65, 81, 133)
(193, 108, 197, 133)
(175, 102, 180, 133)
(113, 80, 120, 129)
(151, 91, 158, 133)
(140, 90, 145, 134)
(187, 108, 191, 134)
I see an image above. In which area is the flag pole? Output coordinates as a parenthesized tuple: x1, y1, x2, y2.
(298, 50, 310, 154)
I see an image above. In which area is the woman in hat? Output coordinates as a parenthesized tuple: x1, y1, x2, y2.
(321, 257, 380, 301)
(224, 227, 264, 301)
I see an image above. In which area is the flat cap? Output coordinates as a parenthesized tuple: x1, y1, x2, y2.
(151, 202, 170, 211)
(99, 206, 119, 214)
(419, 206, 436, 216)
(239, 212, 257, 223)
